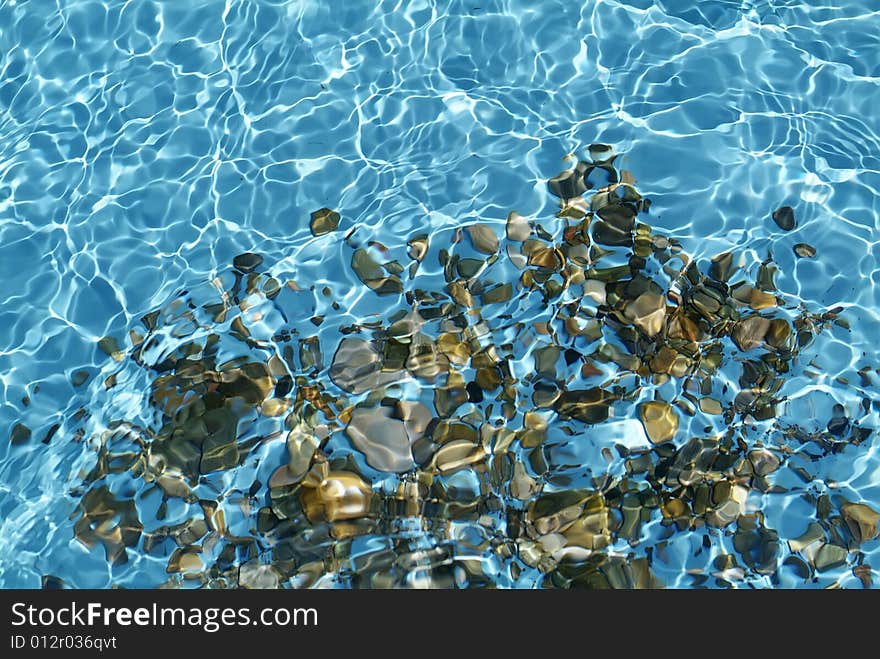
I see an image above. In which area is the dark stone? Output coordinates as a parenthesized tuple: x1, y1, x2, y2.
(41, 423, 60, 445)
(827, 404, 849, 436)
(233, 252, 263, 273)
(548, 169, 588, 200)
(41, 575, 66, 590)
(97, 336, 122, 358)
(589, 143, 614, 162)
(564, 348, 582, 366)
(771, 206, 796, 231)
(257, 507, 280, 533)
(10, 422, 31, 444)
(827, 416, 849, 437)
(274, 375, 293, 398)
(597, 202, 636, 230)
(592, 220, 633, 247)
(140, 310, 160, 331)
(709, 251, 735, 282)
(466, 381, 483, 403)
(554, 388, 611, 424)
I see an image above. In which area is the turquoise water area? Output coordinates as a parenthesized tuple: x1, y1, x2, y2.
(1, 0, 879, 589)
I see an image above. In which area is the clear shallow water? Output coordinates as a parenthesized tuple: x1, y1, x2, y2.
(1, 0, 879, 589)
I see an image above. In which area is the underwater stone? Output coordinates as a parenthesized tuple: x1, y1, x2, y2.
(588, 143, 614, 162)
(233, 252, 263, 273)
(793, 243, 816, 258)
(406, 335, 451, 379)
(752, 291, 777, 311)
(733, 515, 779, 574)
(239, 562, 281, 589)
(507, 243, 527, 269)
(10, 423, 31, 444)
(329, 338, 406, 394)
(506, 211, 531, 242)
(466, 224, 500, 254)
(765, 318, 792, 348)
(284, 424, 321, 484)
(300, 471, 373, 523)
(749, 449, 780, 476)
(41, 576, 66, 589)
(592, 221, 632, 247)
(98, 336, 124, 362)
(826, 401, 851, 436)
(554, 388, 611, 424)
(583, 279, 606, 304)
(732, 316, 770, 351)
(638, 401, 679, 444)
(699, 398, 723, 415)
(597, 202, 635, 230)
(709, 251, 736, 282)
(172, 518, 208, 546)
(771, 206, 796, 231)
(74, 486, 142, 565)
(854, 565, 873, 589)
(436, 333, 470, 366)
(482, 283, 513, 305)
(407, 234, 429, 262)
(465, 381, 483, 402)
(261, 398, 290, 417)
(840, 502, 880, 544)
(510, 461, 537, 500)
(274, 374, 293, 397)
(788, 522, 825, 553)
(351, 248, 403, 295)
(548, 169, 588, 200)
(457, 258, 483, 279)
(309, 208, 341, 236)
(526, 244, 563, 270)
(432, 420, 478, 445)
(813, 543, 848, 572)
(624, 291, 666, 337)
(432, 439, 485, 474)
(217, 363, 273, 404)
(167, 548, 203, 574)
(345, 406, 418, 473)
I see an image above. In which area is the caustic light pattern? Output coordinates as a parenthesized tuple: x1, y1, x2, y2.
(1, 0, 879, 589)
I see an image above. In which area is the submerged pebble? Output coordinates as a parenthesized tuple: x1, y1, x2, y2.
(771, 206, 796, 231)
(300, 471, 373, 523)
(10, 423, 31, 445)
(345, 405, 424, 473)
(639, 401, 679, 444)
(793, 243, 816, 258)
(233, 252, 263, 273)
(309, 208, 341, 236)
(840, 502, 880, 544)
(506, 211, 531, 242)
(466, 224, 500, 254)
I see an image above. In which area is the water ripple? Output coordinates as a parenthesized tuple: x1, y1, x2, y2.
(1, 0, 878, 589)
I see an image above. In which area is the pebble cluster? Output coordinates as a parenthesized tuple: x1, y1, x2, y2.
(64, 146, 876, 589)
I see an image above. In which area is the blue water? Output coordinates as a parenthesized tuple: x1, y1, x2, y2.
(1, 0, 879, 589)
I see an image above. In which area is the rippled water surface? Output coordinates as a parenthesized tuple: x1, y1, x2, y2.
(1, 0, 879, 589)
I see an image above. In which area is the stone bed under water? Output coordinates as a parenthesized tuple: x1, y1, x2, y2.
(34, 147, 880, 589)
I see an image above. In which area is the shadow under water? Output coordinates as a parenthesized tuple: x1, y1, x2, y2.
(64, 146, 877, 589)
